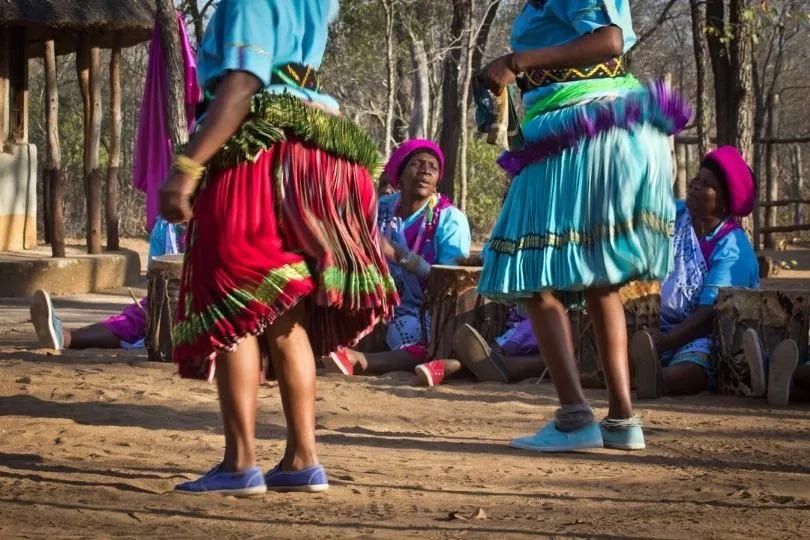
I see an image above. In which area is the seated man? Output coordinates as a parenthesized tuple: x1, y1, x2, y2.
(29, 217, 183, 351)
(742, 330, 810, 406)
(631, 146, 759, 398)
(323, 139, 471, 377)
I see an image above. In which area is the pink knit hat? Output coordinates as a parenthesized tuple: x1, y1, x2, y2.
(383, 139, 444, 189)
(702, 146, 756, 217)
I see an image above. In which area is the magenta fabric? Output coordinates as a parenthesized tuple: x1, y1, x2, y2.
(402, 194, 453, 265)
(133, 11, 200, 231)
(383, 139, 445, 189)
(702, 146, 755, 217)
(102, 298, 148, 344)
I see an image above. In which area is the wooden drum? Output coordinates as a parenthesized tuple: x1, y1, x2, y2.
(421, 264, 509, 360)
(145, 254, 184, 363)
(714, 288, 809, 396)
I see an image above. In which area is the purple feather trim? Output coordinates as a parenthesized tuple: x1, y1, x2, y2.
(497, 80, 693, 177)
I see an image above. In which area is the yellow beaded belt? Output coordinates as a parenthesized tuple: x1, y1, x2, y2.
(517, 56, 626, 92)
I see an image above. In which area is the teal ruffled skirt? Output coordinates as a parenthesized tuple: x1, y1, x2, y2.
(479, 82, 691, 306)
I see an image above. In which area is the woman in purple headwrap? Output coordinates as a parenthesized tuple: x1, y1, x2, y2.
(324, 139, 472, 382)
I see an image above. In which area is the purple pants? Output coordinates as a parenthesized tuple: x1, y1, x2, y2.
(101, 298, 148, 344)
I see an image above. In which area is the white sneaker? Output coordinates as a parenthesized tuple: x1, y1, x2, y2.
(742, 328, 766, 397)
(767, 339, 798, 407)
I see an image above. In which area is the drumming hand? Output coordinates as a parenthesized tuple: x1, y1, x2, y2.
(478, 54, 518, 96)
(159, 173, 198, 224)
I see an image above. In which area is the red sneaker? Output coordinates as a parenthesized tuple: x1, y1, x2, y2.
(415, 360, 446, 387)
(325, 348, 354, 376)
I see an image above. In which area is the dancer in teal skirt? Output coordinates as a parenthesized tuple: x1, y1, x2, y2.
(477, 0, 691, 451)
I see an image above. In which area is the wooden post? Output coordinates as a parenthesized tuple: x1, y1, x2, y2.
(675, 143, 688, 199)
(86, 44, 103, 254)
(763, 93, 780, 249)
(0, 27, 7, 146)
(793, 144, 804, 227)
(664, 73, 677, 182)
(44, 40, 64, 258)
(106, 33, 122, 251)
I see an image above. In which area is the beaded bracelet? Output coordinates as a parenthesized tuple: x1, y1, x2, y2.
(173, 155, 206, 180)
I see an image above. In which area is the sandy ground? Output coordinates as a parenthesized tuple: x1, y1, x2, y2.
(1, 242, 809, 538)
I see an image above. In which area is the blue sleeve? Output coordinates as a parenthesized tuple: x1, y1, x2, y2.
(197, 0, 338, 89)
(551, 0, 636, 51)
(699, 231, 759, 305)
(435, 207, 472, 265)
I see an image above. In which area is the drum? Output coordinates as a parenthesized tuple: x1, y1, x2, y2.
(714, 287, 809, 396)
(422, 264, 510, 360)
(570, 281, 661, 378)
(145, 254, 184, 363)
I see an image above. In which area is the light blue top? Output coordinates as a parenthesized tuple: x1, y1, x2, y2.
(196, 0, 340, 112)
(699, 225, 760, 306)
(378, 193, 472, 313)
(510, 0, 636, 108)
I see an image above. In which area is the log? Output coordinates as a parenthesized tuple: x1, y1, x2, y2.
(106, 34, 122, 251)
(86, 45, 103, 254)
(759, 198, 810, 208)
(675, 134, 810, 145)
(44, 40, 64, 258)
(760, 224, 810, 234)
(763, 94, 780, 250)
(0, 27, 6, 147)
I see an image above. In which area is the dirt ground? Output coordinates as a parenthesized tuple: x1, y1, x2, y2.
(1, 241, 809, 538)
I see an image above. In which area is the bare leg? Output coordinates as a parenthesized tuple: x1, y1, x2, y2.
(343, 348, 423, 375)
(500, 353, 545, 382)
(265, 302, 318, 471)
(64, 323, 120, 349)
(524, 292, 586, 406)
(584, 286, 633, 419)
(216, 336, 261, 472)
(661, 362, 709, 395)
(438, 358, 463, 378)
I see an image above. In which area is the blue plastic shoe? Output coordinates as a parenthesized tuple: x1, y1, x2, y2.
(510, 421, 603, 452)
(264, 463, 329, 493)
(175, 464, 267, 496)
(600, 422, 646, 450)
(30, 290, 64, 350)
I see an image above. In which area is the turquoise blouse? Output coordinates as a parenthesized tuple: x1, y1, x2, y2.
(196, 0, 340, 112)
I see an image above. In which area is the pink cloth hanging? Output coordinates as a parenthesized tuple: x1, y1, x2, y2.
(133, 12, 200, 231)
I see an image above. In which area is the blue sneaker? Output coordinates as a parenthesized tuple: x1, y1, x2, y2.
(30, 290, 64, 350)
(600, 421, 646, 450)
(264, 463, 329, 493)
(175, 464, 267, 496)
(510, 421, 603, 452)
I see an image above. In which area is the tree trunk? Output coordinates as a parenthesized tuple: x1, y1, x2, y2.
(106, 34, 122, 251)
(793, 145, 804, 227)
(393, 13, 411, 145)
(44, 40, 64, 258)
(156, 0, 188, 148)
(382, 0, 397, 157)
(705, 0, 732, 145)
(730, 0, 755, 163)
(763, 94, 780, 249)
(675, 143, 688, 199)
(438, 0, 472, 201)
(467, 0, 501, 108)
(409, 38, 430, 140)
(458, 4, 475, 213)
(689, 0, 711, 157)
(87, 45, 103, 254)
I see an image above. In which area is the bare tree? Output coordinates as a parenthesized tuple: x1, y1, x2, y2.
(156, 0, 188, 148)
(690, 0, 712, 157)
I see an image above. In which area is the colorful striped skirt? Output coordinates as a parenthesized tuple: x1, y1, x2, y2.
(479, 80, 692, 306)
(172, 140, 398, 380)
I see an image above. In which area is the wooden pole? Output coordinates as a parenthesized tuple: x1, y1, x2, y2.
(44, 40, 64, 258)
(0, 27, 6, 146)
(675, 143, 688, 199)
(763, 93, 780, 249)
(793, 144, 804, 227)
(83, 44, 103, 254)
(76, 35, 92, 250)
(664, 72, 677, 182)
(106, 33, 122, 251)
(155, 0, 188, 147)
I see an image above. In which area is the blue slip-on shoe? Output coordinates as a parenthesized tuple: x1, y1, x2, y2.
(600, 421, 646, 450)
(510, 420, 603, 453)
(175, 464, 267, 496)
(30, 289, 64, 351)
(264, 463, 329, 493)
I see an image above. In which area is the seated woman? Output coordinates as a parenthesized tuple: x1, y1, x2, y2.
(323, 139, 471, 377)
(632, 146, 759, 398)
(29, 217, 183, 351)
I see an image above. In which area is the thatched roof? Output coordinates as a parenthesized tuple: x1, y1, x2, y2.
(1, 0, 156, 56)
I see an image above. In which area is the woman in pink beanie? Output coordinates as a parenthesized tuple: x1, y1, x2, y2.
(632, 146, 760, 398)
